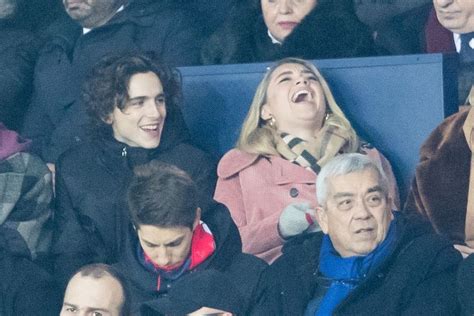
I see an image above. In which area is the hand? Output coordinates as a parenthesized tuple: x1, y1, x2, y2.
(453, 244, 474, 259)
(278, 202, 319, 239)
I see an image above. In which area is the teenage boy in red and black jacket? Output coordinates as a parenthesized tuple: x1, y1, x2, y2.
(115, 161, 267, 315)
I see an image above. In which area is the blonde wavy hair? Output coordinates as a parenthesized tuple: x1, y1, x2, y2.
(237, 57, 360, 156)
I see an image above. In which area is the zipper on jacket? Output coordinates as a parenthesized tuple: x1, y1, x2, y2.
(121, 147, 127, 157)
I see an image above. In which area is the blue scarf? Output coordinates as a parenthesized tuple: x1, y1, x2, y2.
(308, 212, 399, 316)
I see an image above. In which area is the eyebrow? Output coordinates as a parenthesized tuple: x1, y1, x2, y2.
(128, 92, 165, 101)
(63, 302, 110, 313)
(332, 185, 384, 199)
(274, 69, 314, 80)
(367, 185, 384, 194)
(62, 302, 77, 308)
(274, 70, 293, 81)
(142, 235, 185, 247)
(333, 192, 354, 199)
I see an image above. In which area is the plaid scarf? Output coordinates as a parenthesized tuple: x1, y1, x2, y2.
(276, 124, 352, 173)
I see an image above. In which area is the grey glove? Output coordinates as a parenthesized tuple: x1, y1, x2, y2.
(278, 202, 320, 239)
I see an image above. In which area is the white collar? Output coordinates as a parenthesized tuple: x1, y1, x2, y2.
(454, 33, 461, 52)
(82, 5, 125, 34)
(267, 29, 282, 45)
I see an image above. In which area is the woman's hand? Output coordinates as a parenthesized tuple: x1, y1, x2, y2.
(278, 202, 319, 239)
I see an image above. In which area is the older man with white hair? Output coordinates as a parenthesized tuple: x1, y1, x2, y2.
(253, 153, 462, 315)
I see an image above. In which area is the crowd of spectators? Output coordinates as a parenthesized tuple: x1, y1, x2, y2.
(1, 0, 474, 315)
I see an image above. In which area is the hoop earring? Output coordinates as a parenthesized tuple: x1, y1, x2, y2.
(324, 112, 330, 122)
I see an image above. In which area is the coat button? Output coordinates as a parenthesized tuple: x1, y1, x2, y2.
(290, 188, 299, 198)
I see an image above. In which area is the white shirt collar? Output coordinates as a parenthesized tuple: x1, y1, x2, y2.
(454, 33, 461, 52)
(82, 5, 125, 34)
(267, 29, 282, 45)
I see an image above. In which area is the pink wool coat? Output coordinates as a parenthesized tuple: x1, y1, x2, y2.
(214, 148, 399, 263)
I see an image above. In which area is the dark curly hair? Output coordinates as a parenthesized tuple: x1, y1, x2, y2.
(82, 53, 182, 137)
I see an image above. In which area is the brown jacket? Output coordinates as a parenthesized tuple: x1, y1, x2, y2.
(405, 108, 470, 243)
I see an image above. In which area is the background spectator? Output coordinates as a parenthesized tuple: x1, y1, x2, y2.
(214, 58, 398, 263)
(0, 226, 60, 316)
(201, 0, 374, 65)
(404, 91, 474, 258)
(0, 123, 53, 261)
(375, 0, 474, 103)
(0, 0, 40, 131)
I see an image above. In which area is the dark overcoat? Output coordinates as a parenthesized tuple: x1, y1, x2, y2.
(252, 214, 461, 315)
(201, 0, 374, 65)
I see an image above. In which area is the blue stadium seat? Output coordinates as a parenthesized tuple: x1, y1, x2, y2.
(179, 53, 458, 203)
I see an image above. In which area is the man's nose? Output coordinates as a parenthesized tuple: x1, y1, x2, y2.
(154, 248, 171, 266)
(278, 0, 293, 14)
(353, 201, 372, 220)
(145, 101, 161, 118)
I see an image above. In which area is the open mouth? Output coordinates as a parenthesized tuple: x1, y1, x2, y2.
(292, 89, 312, 103)
(140, 124, 160, 132)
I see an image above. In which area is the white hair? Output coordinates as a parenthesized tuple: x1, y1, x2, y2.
(316, 153, 389, 207)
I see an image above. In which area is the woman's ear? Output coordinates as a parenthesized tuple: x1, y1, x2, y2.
(260, 104, 272, 121)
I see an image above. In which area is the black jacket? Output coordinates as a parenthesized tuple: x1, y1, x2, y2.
(201, 0, 374, 65)
(116, 202, 267, 315)
(0, 227, 60, 316)
(22, 0, 204, 163)
(252, 214, 462, 315)
(0, 25, 39, 131)
(374, 4, 434, 55)
(52, 105, 217, 287)
(458, 254, 474, 315)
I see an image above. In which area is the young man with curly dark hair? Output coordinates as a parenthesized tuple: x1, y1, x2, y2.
(52, 53, 216, 288)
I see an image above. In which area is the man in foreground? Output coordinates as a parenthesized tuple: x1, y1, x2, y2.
(254, 153, 461, 315)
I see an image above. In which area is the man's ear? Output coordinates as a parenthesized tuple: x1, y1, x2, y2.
(316, 206, 329, 234)
(260, 104, 272, 121)
(192, 207, 201, 230)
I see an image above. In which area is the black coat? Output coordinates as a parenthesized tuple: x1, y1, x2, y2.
(201, 0, 375, 65)
(52, 109, 217, 287)
(374, 4, 434, 55)
(252, 214, 462, 315)
(22, 0, 204, 163)
(0, 227, 61, 316)
(115, 202, 267, 315)
(0, 26, 39, 131)
(458, 254, 474, 315)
